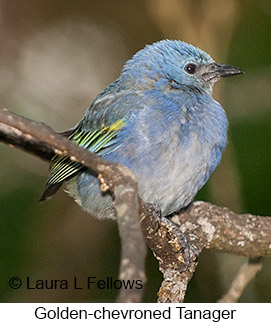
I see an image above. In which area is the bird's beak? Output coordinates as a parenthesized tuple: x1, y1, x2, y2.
(200, 62, 244, 82)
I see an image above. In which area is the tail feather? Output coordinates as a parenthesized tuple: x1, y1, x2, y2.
(39, 183, 63, 202)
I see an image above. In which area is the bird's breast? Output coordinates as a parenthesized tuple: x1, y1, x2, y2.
(103, 94, 227, 216)
(115, 111, 225, 215)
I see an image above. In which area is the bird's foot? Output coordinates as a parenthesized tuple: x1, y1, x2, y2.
(145, 203, 198, 271)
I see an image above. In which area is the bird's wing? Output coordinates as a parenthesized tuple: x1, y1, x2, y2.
(40, 118, 125, 201)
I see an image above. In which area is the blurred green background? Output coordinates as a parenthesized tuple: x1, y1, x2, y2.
(0, 0, 270, 302)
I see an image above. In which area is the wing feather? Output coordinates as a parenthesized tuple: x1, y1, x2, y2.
(40, 119, 125, 201)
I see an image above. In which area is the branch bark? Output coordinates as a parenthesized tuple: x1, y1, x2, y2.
(1, 108, 270, 303)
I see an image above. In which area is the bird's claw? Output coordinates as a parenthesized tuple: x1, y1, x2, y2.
(146, 203, 198, 271)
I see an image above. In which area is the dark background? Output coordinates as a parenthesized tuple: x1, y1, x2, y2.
(0, 0, 270, 302)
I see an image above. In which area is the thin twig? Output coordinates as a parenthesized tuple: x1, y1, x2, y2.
(218, 258, 263, 303)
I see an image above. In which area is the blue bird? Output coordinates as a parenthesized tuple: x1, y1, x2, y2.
(40, 40, 243, 220)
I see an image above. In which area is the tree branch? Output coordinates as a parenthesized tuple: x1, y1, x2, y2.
(153, 202, 271, 302)
(1, 108, 270, 303)
(173, 202, 271, 258)
(0, 108, 146, 303)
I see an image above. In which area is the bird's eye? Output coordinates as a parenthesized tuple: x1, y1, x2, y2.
(184, 63, 197, 74)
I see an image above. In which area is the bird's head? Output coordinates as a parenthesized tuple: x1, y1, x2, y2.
(121, 40, 243, 94)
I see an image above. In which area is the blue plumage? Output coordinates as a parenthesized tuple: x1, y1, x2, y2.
(41, 40, 243, 219)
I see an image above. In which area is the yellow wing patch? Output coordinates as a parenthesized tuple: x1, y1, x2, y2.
(47, 119, 125, 186)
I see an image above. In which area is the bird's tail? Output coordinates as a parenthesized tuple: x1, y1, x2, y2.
(39, 182, 63, 202)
